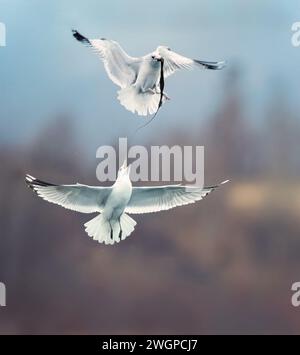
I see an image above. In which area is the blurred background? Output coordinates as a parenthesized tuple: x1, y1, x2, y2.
(1, 0, 300, 334)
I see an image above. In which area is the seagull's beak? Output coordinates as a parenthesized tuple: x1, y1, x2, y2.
(121, 159, 127, 169)
(151, 53, 163, 62)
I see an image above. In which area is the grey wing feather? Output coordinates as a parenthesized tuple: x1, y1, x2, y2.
(125, 181, 228, 214)
(194, 59, 226, 70)
(157, 46, 226, 78)
(25, 174, 110, 213)
(72, 30, 140, 88)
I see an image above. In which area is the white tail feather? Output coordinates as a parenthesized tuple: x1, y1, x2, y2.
(117, 86, 161, 116)
(120, 213, 136, 239)
(84, 213, 136, 245)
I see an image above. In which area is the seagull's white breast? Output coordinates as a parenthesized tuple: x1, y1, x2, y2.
(135, 57, 161, 91)
(103, 177, 132, 219)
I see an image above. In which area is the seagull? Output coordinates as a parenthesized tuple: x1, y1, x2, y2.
(72, 30, 226, 117)
(25, 163, 228, 245)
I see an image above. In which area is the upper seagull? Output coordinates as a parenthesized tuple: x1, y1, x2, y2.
(25, 163, 228, 245)
(72, 30, 226, 116)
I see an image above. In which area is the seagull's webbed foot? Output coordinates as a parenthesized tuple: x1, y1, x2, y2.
(163, 92, 171, 101)
(118, 219, 122, 241)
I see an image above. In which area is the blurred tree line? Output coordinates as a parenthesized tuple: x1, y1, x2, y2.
(0, 68, 300, 334)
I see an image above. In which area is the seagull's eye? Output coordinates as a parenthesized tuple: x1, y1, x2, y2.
(168, 48, 171, 51)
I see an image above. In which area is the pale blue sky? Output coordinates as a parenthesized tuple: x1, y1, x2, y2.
(0, 0, 300, 150)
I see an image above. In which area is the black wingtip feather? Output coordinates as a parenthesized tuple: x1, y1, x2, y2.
(25, 175, 57, 191)
(25, 179, 34, 190)
(72, 29, 91, 45)
(32, 179, 56, 187)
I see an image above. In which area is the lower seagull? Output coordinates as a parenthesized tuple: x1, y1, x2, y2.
(25, 163, 228, 245)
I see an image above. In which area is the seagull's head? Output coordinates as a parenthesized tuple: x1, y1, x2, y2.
(151, 53, 163, 63)
(117, 160, 131, 179)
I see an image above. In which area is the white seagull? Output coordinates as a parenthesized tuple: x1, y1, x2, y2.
(25, 163, 228, 245)
(72, 30, 226, 117)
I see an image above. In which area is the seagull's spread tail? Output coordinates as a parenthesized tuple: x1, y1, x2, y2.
(84, 213, 136, 245)
(117, 86, 166, 116)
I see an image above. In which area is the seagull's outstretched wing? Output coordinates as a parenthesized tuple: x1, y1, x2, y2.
(157, 46, 226, 79)
(72, 30, 140, 88)
(125, 180, 229, 214)
(25, 175, 111, 213)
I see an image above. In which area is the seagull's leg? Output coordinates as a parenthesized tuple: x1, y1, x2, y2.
(109, 221, 113, 241)
(118, 218, 122, 241)
(154, 86, 170, 100)
(141, 88, 156, 95)
(148, 88, 156, 95)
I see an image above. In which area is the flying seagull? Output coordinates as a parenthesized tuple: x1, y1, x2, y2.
(72, 30, 226, 117)
(25, 163, 228, 245)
